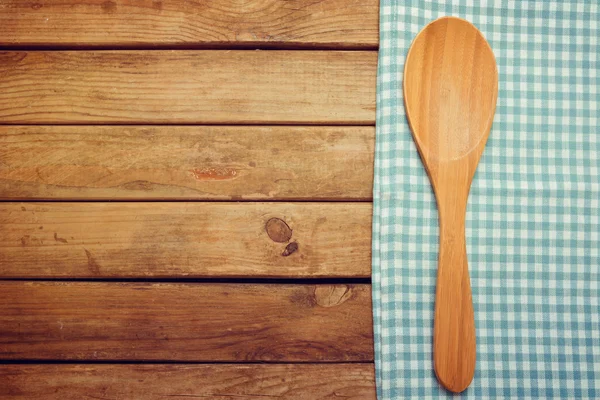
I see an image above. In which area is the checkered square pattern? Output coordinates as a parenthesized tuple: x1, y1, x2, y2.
(373, 1, 599, 398)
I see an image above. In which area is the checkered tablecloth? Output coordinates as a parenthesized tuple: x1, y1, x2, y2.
(372, 1, 599, 398)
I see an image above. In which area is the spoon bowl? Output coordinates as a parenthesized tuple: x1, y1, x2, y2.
(404, 17, 498, 393)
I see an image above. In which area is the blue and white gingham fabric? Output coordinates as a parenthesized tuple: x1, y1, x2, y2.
(372, 1, 599, 398)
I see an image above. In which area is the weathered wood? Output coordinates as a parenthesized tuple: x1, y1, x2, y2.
(0, 0, 379, 49)
(0, 364, 377, 399)
(0, 202, 371, 278)
(0, 51, 376, 124)
(0, 282, 373, 362)
(0, 126, 374, 200)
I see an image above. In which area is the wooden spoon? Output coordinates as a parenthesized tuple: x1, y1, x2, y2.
(403, 17, 498, 393)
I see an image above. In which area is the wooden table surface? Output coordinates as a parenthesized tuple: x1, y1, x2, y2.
(0, 1, 379, 398)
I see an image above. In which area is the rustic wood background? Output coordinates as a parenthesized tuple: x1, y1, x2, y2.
(0, 1, 379, 398)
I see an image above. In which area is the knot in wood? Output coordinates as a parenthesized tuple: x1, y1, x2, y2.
(314, 285, 352, 308)
(265, 218, 292, 243)
(281, 242, 298, 257)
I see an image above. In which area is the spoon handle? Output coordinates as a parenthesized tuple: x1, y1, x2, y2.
(433, 186, 476, 393)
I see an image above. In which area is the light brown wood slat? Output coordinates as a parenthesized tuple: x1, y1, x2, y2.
(0, 364, 377, 399)
(0, 282, 373, 362)
(0, 0, 379, 49)
(0, 51, 376, 124)
(0, 125, 374, 201)
(0, 202, 371, 278)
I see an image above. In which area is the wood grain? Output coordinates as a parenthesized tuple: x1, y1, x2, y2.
(0, 364, 376, 399)
(0, 51, 376, 124)
(0, 282, 373, 361)
(0, 202, 371, 278)
(0, 125, 374, 200)
(0, 0, 378, 49)
(404, 17, 498, 392)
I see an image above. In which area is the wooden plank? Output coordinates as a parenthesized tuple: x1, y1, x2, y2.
(0, 0, 379, 49)
(0, 125, 374, 201)
(0, 202, 371, 278)
(0, 51, 376, 124)
(0, 364, 377, 399)
(0, 282, 373, 361)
